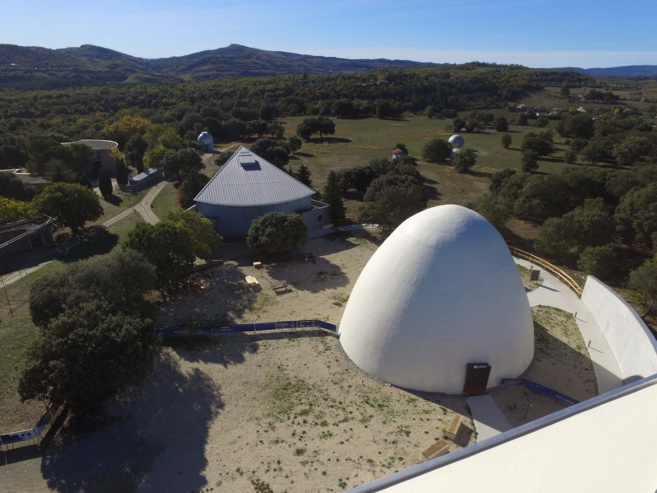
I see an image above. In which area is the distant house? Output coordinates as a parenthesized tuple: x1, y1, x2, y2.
(392, 149, 408, 160)
(194, 147, 331, 238)
(0, 217, 55, 255)
(61, 139, 118, 176)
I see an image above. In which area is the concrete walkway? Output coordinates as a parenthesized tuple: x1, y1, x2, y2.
(466, 394, 513, 441)
(515, 258, 623, 395)
(467, 258, 625, 443)
(102, 181, 166, 228)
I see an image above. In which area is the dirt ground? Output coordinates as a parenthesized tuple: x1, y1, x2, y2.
(0, 231, 596, 493)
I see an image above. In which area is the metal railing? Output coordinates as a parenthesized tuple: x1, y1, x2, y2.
(509, 246, 583, 296)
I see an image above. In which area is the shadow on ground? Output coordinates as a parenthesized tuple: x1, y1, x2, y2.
(38, 351, 224, 493)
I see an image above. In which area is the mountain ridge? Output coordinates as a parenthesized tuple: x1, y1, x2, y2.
(0, 43, 655, 90)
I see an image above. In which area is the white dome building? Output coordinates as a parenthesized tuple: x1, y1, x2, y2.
(339, 205, 534, 393)
(448, 134, 465, 149)
(197, 131, 214, 153)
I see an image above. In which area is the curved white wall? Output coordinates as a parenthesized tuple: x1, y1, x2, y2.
(581, 276, 657, 383)
(339, 205, 534, 393)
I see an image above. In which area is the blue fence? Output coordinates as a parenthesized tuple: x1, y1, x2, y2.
(501, 378, 579, 406)
(157, 319, 337, 338)
(0, 402, 61, 451)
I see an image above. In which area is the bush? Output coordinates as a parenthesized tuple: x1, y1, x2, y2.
(421, 138, 451, 163)
(577, 244, 617, 281)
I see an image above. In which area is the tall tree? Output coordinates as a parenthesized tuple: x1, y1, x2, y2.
(115, 155, 129, 186)
(34, 182, 103, 235)
(165, 209, 222, 257)
(453, 148, 477, 173)
(21, 250, 159, 414)
(294, 163, 313, 188)
(123, 221, 196, 298)
(98, 169, 113, 199)
(359, 175, 427, 233)
(178, 169, 210, 209)
(323, 170, 346, 225)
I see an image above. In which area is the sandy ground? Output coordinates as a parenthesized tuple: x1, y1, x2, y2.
(0, 232, 596, 493)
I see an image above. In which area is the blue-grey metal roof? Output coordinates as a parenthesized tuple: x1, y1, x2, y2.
(194, 146, 315, 206)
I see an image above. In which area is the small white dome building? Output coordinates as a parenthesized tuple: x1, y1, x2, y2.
(339, 205, 534, 393)
(449, 134, 465, 149)
(197, 131, 214, 153)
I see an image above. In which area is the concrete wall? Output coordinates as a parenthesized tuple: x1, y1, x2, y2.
(581, 276, 657, 383)
(198, 196, 312, 238)
(301, 201, 332, 232)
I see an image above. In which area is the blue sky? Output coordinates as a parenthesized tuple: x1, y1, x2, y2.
(2, 0, 656, 68)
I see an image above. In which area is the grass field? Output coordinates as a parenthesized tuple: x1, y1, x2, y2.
(91, 188, 146, 226)
(278, 115, 572, 214)
(150, 181, 180, 220)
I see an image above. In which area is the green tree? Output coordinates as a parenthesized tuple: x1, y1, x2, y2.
(613, 136, 654, 167)
(323, 170, 346, 225)
(453, 148, 477, 173)
(294, 163, 313, 188)
(286, 135, 302, 155)
(34, 182, 103, 235)
(246, 212, 308, 256)
(564, 150, 578, 164)
(615, 182, 657, 245)
(165, 209, 222, 257)
(296, 122, 312, 142)
(161, 148, 202, 180)
(123, 221, 196, 297)
(359, 175, 427, 233)
(46, 159, 77, 183)
(332, 99, 355, 119)
(534, 216, 577, 261)
(422, 138, 452, 163)
(521, 131, 555, 157)
(501, 133, 512, 149)
(251, 138, 290, 168)
(577, 244, 617, 281)
(560, 83, 570, 98)
(522, 149, 539, 173)
(115, 155, 129, 185)
(629, 260, 657, 317)
(472, 193, 512, 231)
(178, 168, 210, 209)
(21, 250, 159, 414)
(98, 169, 113, 199)
(0, 197, 38, 224)
(494, 117, 509, 132)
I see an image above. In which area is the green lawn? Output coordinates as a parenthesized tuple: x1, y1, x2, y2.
(150, 181, 179, 221)
(280, 115, 572, 211)
(92, 188, 146, 226)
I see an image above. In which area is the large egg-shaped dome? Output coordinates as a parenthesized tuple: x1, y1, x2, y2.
(339, 205, 533, 393)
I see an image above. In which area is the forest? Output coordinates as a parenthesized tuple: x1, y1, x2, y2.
(1, 62, 657, 311)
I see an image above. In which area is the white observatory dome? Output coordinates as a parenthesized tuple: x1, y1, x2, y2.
(449, 134, 465, 149)
(197, 131, 214, 152)
(339, 205, 533, 393)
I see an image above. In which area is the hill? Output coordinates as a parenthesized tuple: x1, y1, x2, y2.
(555, 65, 657, 77)
(0, 43, 436, 89)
